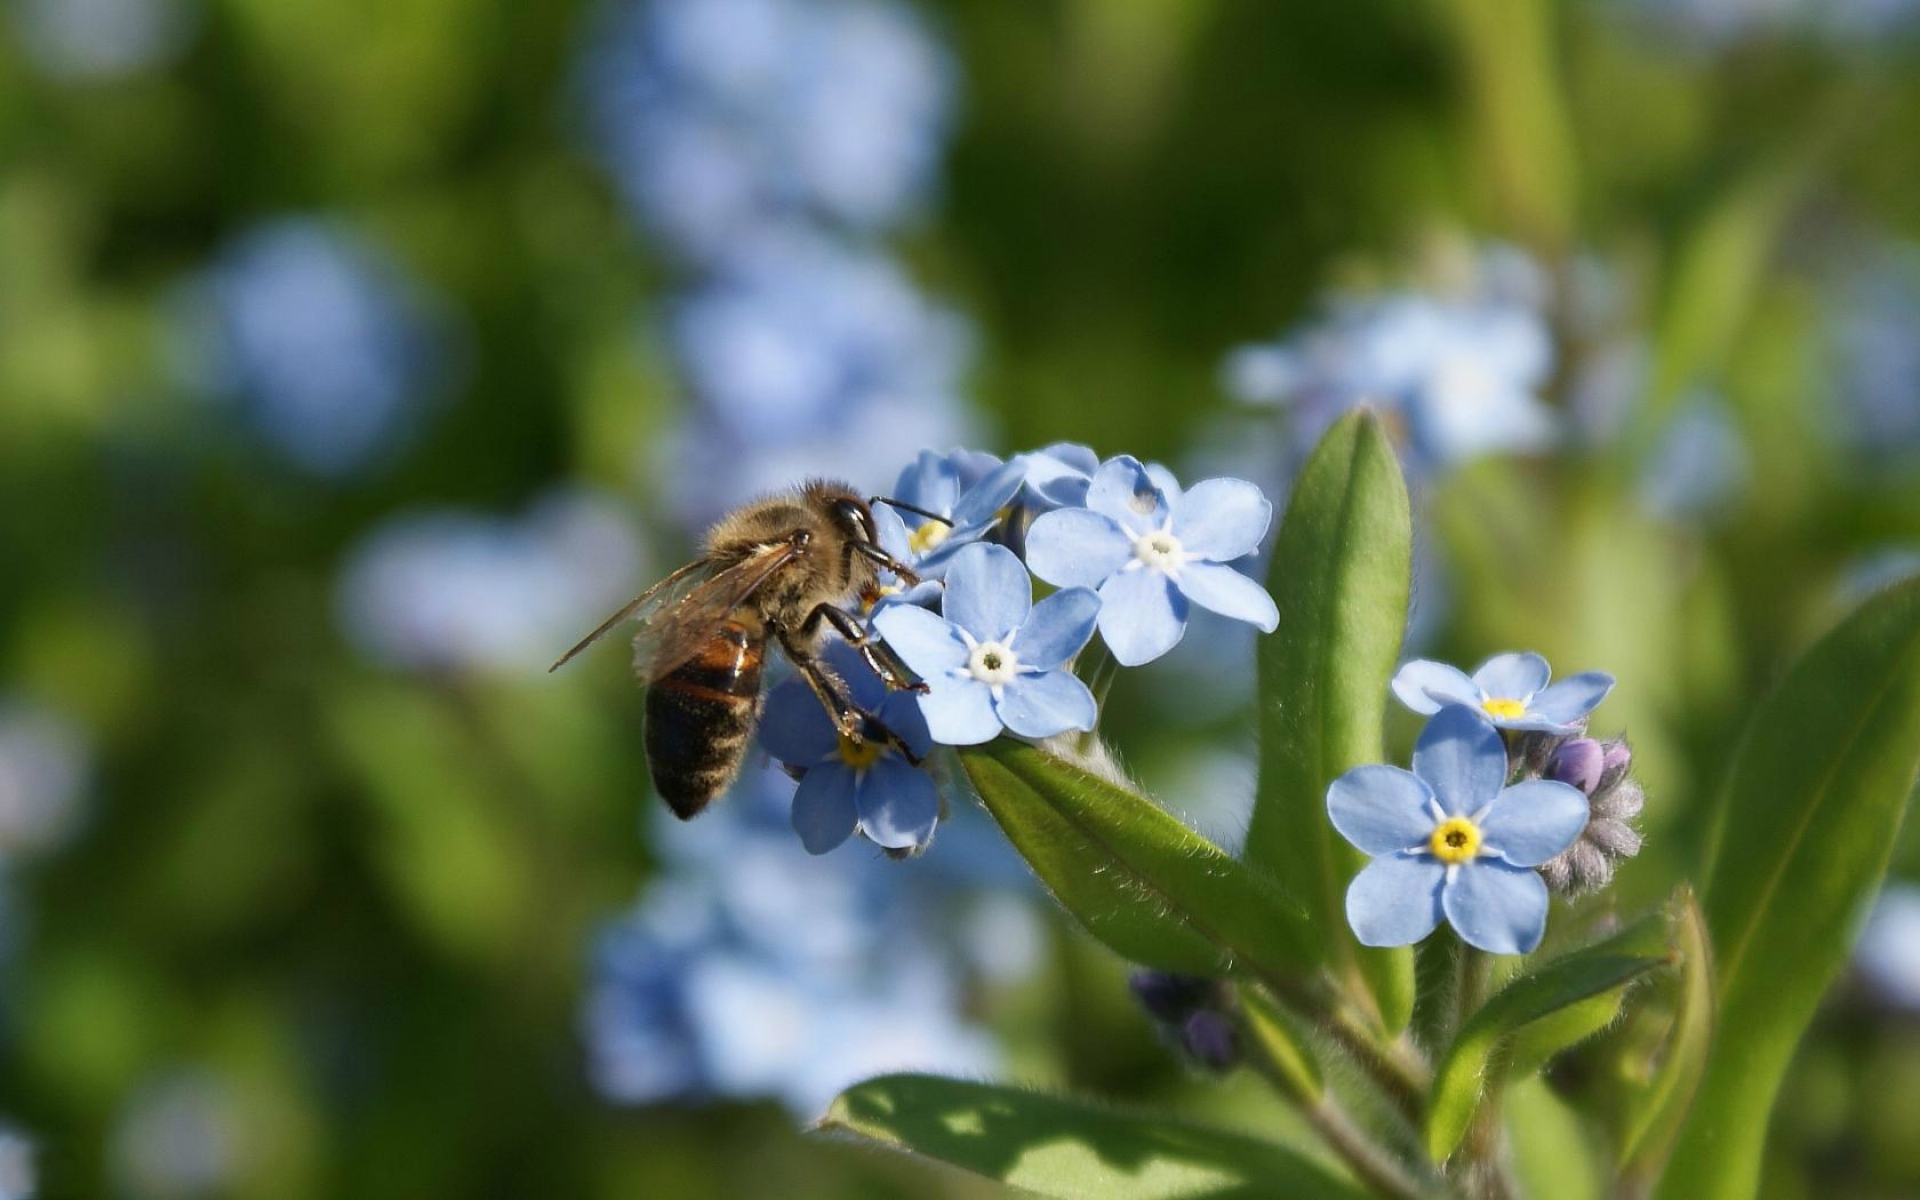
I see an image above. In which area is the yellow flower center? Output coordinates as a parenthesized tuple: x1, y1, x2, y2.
(908, 521, 951, 556)
(1481, 697, 1527, 720)
(837, 735, 883, 771)
(1428, 816, 1483, 864)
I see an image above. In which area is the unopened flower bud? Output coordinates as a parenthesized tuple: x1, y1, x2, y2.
(1541, 735, 1645, 896)
(1180, 1010, 1241, 1072)
(1127, 971, 1218, 1024)
(1510, 730, 1568, 779)
(1597, 737, 1633, 793)
(1547, 738, 1606, 795)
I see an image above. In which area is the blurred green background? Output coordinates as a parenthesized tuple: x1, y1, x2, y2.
(3, 0, 1920, 1197)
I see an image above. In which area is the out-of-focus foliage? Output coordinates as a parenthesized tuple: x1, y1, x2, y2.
(3, 0, 1920, 1196)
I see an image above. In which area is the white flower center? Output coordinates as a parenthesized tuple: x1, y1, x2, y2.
(966, 640, 1022, 686)
(1132, 529, 1185, 574)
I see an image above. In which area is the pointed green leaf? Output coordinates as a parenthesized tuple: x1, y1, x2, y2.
(820, 1074, 1369, 1200)
(1426, 940, 1668, 1164)
(1659, 579, 1920, 1200)
(1504, 910, 1671, 1079)
(960, 740, 1311, 983)
(1246, 410, 1415, 1030)
(1620, 889, 1714, 1187)
(1240, 989, 1324, 1106)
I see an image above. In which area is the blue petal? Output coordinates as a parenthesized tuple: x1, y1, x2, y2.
(1025, 508, 1133, 588)
(1085, 456, 1171, 530)
(1391, 659, 1482, 715)
(1021, 443, 1097, 510)
(791, 764, 858, 855)
(942, 543, 1031, 643)
(949, 458, 1028, 528)
(1528, 672, 1616, 724)
(1327, 765, 1436, 855)
(1097, 568, 1188, 666)
(1411, 706, 1509, 814)
(1495, 713, 1585, 734)
(1013, 587, 1101, 670)
(758, 677, 839, 765)
(856, 758, 941, 851)
(876, 690, 935, 760)
(1480, 780, 1589, 867)
(869, 502, 916, 566)
(995, 669, 1097, 739)
(1173, 478, 1272, 561)
(1443, 860, 1550, 955)
(1346, 854, 1447, 948)
(893, 449, 961, 518)
(1471, 652, 1551, 702)
(1145, 462, 1184, 506)
(916, 677, 1003, 745)
(872, 604, 968, 679)
(1176, 561, 1278, 632)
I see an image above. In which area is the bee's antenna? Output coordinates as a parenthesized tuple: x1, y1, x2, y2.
(871, 497, 953, 527)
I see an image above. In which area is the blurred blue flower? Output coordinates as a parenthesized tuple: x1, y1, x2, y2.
(1638, 394, 1752, 522)
(12, 0, 196, 81)
(759, 643, 938, 854)
(873, 543, 1099, 745)
(0, 700, 89, 858)
(579, 0, 956, 259)
(1829, 243, 1920, 466)
(335, 489, 646, 674)
(670, 231, 972, 445)
(1838, 546, 1920, 606)
(1610, 0, 1920, 47)
(1221, 275, 1557, 476)
(1024, 457, 1278, 667)
(1856, 882, 1920, 1011)
(582, 772, 1004, 1115)
(1393, 652, 1614, 735)
(1329, 706, 1589, 954)
(179, 218, 458, 479)
(110, 1070, 242, 1199)
(0, 1126, 32, 1200)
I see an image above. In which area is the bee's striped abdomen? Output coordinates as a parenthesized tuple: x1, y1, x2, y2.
(644, 621, 765, 819)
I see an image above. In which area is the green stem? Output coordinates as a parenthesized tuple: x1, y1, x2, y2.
(1447, 946, 1517, 1200)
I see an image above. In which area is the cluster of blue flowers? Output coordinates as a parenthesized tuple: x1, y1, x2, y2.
(10, 0, 195, 83)
(1219, 247, 1559, 481)
(1828, 241, 1920, 470)
(579, 0, 974, 527)
(582, 768, 1029, 1115)
(174, 217, 460, 480)
(754, 447, 1280, 858)
(1328, 652, 1623, 955)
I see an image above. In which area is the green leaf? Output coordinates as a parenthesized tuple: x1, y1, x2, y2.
(1240, 989, 1324, 1105)
(1426, 941, 1668, 1164)
(1619, 889, 1714, 1187)
(1658, 579, 1920, 1200)
(1245, 410, 1415, 1031)
(959, 741, 1310, 982)
(820, 1074, 1369, 1200)
(1504, 909, 1671, 1079)
(1507, 1076, 1602, 1200)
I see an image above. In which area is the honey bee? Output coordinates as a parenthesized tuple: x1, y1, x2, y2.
(551, 480, 929, 820)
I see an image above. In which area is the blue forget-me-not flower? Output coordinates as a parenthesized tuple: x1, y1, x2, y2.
(883, 450, 1029, 574)
(759, 642, 939, 855)
(1023, 457, 1279, 666)
(1393, 652, 1615, 734)
(872, 543, 1100, 745)
(1329, 706, 1590, 954)
(181, 218, 458, 479)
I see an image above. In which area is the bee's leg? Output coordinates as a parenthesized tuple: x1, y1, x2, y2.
(778, 626, 926, 768)
(801, 603, 927, 695)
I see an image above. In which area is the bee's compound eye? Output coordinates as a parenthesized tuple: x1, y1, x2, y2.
(834, 499, 877, 544)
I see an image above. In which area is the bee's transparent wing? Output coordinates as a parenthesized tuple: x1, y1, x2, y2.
(547, 557, 725, 674)
(549, 542, 802, 680)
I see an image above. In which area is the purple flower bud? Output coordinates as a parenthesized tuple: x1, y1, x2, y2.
(1180, 1010, 1240, 1071)
(1548, 737, 1606, 795)
(1598, 737, 1634, 792)
(1128, 971, 1216, 1023)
